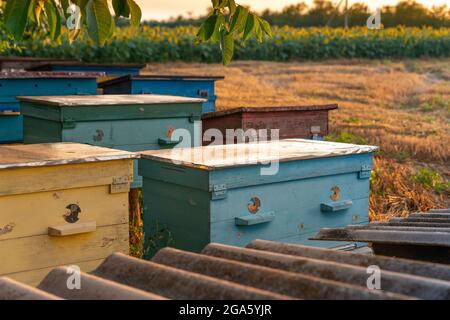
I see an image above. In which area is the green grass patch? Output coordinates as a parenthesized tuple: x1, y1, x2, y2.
(342, 117, 361, 124)
(325, 132, 369, 145)
(411, 167, 450, 194)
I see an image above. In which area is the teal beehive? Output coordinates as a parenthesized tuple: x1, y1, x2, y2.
(0, 72, 100, 143)
(27, 62, 146, 76)
(19, 94, 205, 187)
(139, 139, 378, 256)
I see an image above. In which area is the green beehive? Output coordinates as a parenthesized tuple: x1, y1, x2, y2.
(19, 95, 205, 187)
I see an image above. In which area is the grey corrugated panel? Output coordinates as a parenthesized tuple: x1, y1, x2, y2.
(37, 267, 165, 300)
(409, 213, 450, 219)
(0, 277, 61, 300)
(372, 221, 450, 228)
(345, 225, 450, 233)
(92, 253, 291, 300)
(4, 238, 450, 300)
(391, 217, 450, 223)
(201, 243, 450, 300)
(310, 209, 450, 264)
(247, 240, 450, 282)
(429, 209, 450, 214)
(311, 228, 450, 246)
(153, 247, 410, 300)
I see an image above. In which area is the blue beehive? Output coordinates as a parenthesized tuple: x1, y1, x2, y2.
(0, 72, 100, 143)
(0, 56, 78, 71)
(99, 75, 224, 113)
(139, 139, 378, 255)
(27, 62, 146, 76)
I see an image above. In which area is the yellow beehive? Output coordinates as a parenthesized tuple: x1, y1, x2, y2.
(0, 143, 136, 286)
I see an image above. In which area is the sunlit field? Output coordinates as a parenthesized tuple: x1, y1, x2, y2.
(144, 59, 449, 221)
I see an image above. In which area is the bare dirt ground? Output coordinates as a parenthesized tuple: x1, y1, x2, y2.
(144, 59, 449, 221)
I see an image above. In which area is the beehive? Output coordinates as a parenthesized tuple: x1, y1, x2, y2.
(0, 72, 100, 143)
(201, 105, 338, 145)
(99, 75, 224, 113)
(27, 62, 146, 76)
(19, 94, 205, 187)
(0, 56, 78, 71)
(139, 139, 378, 255)
(0, 143, 136, 286)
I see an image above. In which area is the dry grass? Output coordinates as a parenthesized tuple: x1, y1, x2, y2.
(143, 59, 449, 221)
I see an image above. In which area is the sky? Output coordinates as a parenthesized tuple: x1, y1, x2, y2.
(135, 0, 449, 21)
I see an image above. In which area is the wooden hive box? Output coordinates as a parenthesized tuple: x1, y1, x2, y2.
(0, 72, 101, 144)
(0, 56, 79, 71)
(201, 105, 338, 146)
(19, 95, 205, 188)
(0, 143, 136, 286)
(99, 75, 224, 113)
(139, 139, 378, 256)
(27, 62, 146, 76)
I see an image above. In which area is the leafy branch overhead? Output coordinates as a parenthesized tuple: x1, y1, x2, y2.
(196, 0, 272, 64)
(2, 0, 142, 45)
(1, 0, 272, 64)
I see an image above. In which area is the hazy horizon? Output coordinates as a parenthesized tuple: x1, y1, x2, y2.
(135, 0, 449, 21)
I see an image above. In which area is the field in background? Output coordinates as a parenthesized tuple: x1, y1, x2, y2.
(5, 26, 450, 63)
(145, 59, 449, 221)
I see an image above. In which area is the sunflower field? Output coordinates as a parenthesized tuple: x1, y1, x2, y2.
(2, 25, 449, 63)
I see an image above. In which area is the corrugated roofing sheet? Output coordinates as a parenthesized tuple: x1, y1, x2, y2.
(1, 240, 449, 300)
(312, 209, 450, 264)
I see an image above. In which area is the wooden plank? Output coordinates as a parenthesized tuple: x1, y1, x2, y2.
(17, 94, 205, 106)
(0, 224, 129, 276)
(0, 185, 128, 240)
(201, 104, 338, 119)
(0, 159, 133, 196)
(140, 139, 378, 170)
(0, 142, 136, 170)
(4, 259, 105, 287)
(48, 221, 97, 237)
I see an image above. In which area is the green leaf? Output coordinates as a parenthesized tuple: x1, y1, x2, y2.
(220, 30, 234, 65)
(127, 0, 141, 27)
(107, 13, 116, 38)
(229, 5, 248, 34)
(255, 19, 263, 43)
(210, 14, 225, 43)
(28, 0, 37, 24)
(218, 0, 228, 9)
(211, 0, 219, 8)
(242, 13, 257, 44)
(228, 0, 236, 16)
(60, 0, 70, 11)
(196, 14, 219, 42)
(44, 0, 61, 40)
(258, 17, 272, 37)
(85, 0, 113, 46)
(4, 0, 33, 40)
(112, 0, 130, 18)
(59, 0, 70, 18)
